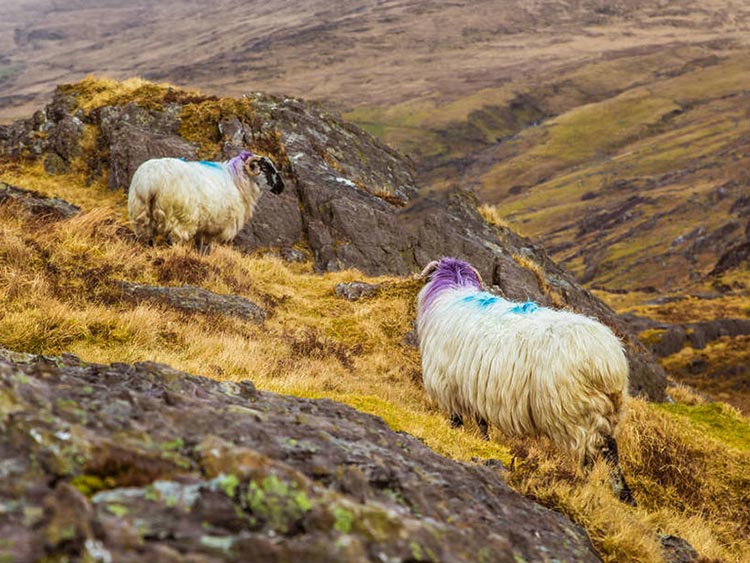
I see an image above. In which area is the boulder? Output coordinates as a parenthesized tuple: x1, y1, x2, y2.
(0, 350, 604, 563)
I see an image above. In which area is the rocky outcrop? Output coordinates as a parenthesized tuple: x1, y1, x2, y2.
(0, 350, 603, 563)
(0, 81, 667, 401)
(710, 241, 750, 278)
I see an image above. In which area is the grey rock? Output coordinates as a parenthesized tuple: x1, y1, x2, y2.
(102, 104, 198, 190)
(334, 281, 381, 301)
(0, 182, 80, 220)
(116, 281, 266, 323)
(660, 534, 699, 563)
(655, 325, 688, 357)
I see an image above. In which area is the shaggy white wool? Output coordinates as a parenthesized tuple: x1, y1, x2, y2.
(417, 286, 628, 463)
(128, 157, 261, 248)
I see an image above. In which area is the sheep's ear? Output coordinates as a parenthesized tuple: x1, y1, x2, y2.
(418, 260, 440, 280)
(244, 157, 262, 177)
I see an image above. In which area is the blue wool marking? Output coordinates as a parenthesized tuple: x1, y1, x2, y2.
(197, 161, 223, 170)
(507, 300, 539, 315)
(461, 293, 500, 308)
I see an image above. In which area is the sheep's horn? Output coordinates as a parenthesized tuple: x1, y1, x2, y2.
(470, 265, 484, 286)
(259, 157, 285, 194)
(419, 260, 440, 279)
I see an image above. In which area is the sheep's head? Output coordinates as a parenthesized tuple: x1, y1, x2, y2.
(238, 151, 285, 194)
(419, 257, 483, 288)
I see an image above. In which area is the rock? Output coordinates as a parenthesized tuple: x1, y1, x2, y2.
(280, 247, 308, 263)
(630, 316, 750, 358)
(660, 534, 699, 563)
(402, 328, 420, 348)
(102, 104, 198, 190)
(655, 325, 687, 357)
(710, 241, 750, 276)
(43, 152, 69, 174)
(49, 114, 84, 163)
(334, 281, 381, 301)
(115, 281, 266, 323)
(0, 349, 604, 563)
(0, 182, 80, 220)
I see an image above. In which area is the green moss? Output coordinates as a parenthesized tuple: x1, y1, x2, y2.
(333, 506, 354, 534)
(70, 474, 115, 496)
(246, 474, 313, 533)
(657, 402, 750, 452)
(160, 437, 184, 451)
(218, 474, 240, 498)
(105, 504, 129, 517)
(144, 485, 160, 502)
(409, 541, 438, 562)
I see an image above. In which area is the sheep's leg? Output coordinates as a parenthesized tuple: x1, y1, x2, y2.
(593, 435, 637, 506)
(193, 235, 212, 255)
(476, 417, 490, 441)
(450, 413, 464, 429)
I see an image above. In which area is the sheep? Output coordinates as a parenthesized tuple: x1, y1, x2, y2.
(128, 150, 284, 252)
(416, 257, 636, 505)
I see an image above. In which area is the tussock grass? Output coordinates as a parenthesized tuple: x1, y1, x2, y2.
(477, 203, 510, 229)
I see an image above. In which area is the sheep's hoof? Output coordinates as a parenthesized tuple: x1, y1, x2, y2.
(618, 486, 637, 506)
(478, 418, 490, 441)
(450, 414, 464, 428)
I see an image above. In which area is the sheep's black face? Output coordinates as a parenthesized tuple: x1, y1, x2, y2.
(259, 157, 285, 194)
(244, 156, 284, 194)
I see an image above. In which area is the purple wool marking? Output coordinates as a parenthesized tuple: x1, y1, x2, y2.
(420, 257, 482, 312)
(227, 150, 256, 179)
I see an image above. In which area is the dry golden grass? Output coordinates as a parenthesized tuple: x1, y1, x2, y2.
(477, 203, 510, 229)
(2, 160, 750, 562)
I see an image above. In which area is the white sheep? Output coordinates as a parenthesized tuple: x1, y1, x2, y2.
(417, 257, 635, 505)
(128, 151, 284, 252)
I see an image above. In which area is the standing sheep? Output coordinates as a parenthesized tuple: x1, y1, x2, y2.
(417, 257, 636, 505)
(128, 151, 284, 252)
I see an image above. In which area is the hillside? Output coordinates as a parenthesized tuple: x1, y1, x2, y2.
(1, 78, 750, 563)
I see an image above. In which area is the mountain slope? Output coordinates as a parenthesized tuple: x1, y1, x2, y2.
(474, 52, 750, 291)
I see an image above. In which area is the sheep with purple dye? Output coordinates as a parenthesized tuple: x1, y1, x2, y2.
(128, 151, 284, 252)
(417, 257, 636, 505)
